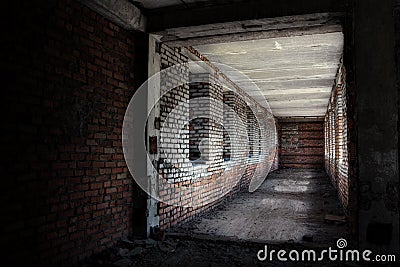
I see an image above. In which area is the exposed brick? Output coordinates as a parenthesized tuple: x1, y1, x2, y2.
(324, 65, 349, 212)
(157, 44, 277, 229)
(3, 0, 136, 265)
(278, 120, 324, 169)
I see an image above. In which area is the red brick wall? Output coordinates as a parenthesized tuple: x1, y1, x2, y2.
(324, 65, 349, 212)
(278, 119, 324, 169)
(2, 0, 142, 264)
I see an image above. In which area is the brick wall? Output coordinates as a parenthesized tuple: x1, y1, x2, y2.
(324, 64, 349, 212)
(189, 72, 224, 165)
(341, 6, 358, 242)
(156, 45, 278, 229)
(2, 0, 142, 264)
(158, 45, 191, 183)
(277, 118, 324, 169)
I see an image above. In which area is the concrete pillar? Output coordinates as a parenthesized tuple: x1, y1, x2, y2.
(354, 0, 399, 254)
(146, 34, 161, 236)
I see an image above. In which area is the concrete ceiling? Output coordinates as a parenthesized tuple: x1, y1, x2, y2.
(132, 0, 191, 9)
(193, 32, 344, 117)
(142, 0, 346, 32)
(157, 13, 342, 46)
(132, 0, 241, 10)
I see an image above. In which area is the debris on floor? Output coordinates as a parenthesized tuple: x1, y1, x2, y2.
(81, 235, 358, 267)
(81, 236, 264, 267)
(324, 214, 347, 224)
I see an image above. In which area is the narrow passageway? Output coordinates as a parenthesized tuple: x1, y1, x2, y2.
(173, 169, 347, 244)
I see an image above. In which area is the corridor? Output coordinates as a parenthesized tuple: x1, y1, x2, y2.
(5, 0, 399, 265)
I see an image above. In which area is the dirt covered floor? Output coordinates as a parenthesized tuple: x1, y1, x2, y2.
(174, 169, 347, 244)
(83, 169, 349, 266)
(82, 236, 357, 266)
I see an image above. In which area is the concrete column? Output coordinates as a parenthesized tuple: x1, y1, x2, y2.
(354, 0, 399, 254)
(146, 34, 161, 236)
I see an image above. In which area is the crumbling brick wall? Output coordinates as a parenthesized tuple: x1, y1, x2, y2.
(156, 45, 278, 229)
(158, 45, 191, 183)
(324, 64, 349, 212)
(189, 72, 224, 165)
(2, 0, 141, 264)
(278, 119, 324, 169)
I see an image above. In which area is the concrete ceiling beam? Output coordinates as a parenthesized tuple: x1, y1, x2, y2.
(157, 14, 343, 46)
(78, 0, 146, 31)
(146, 0, 346, 32)
(260, 88, 332, 96)
(265, 93, 332, 101)
(273, 110, 327, 117)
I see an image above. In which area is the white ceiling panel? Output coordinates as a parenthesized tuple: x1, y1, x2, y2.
(193, 32, 344, 117)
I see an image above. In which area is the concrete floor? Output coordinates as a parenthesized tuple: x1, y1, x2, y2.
(173, 169, 347, 244)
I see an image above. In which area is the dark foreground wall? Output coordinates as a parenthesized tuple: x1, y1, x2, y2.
(2, 0, 147, 264)
(277, 118, 324, 169)
(349, 0, 399, 255)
